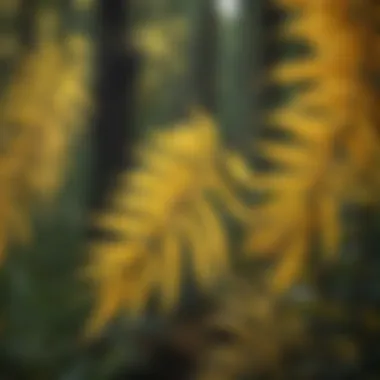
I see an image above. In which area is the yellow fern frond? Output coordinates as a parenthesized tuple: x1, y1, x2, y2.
(0, 9, 92, 258)
(87, 110, 247, 335)
(25, 35, 91, 200)
(245, 0, 380, 292)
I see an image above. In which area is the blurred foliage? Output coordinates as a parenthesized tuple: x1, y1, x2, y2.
(0, 0, 380, 379)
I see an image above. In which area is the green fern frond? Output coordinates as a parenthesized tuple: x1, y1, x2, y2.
(87, 110, 247, 335)
(244, 0, 380, 292)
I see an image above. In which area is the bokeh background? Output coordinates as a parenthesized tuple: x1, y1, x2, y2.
(1, 0, 380, 379)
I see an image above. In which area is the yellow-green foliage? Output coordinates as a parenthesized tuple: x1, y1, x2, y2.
(242, 0, 380, 292)
(0, 9, 91, 259)
(87, 110, 248, 335)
